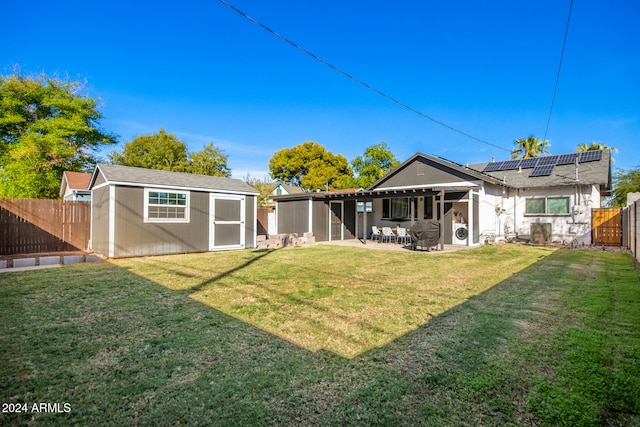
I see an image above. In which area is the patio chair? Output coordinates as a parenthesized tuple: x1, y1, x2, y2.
(370, 226, 381, 242)
(396, 227, 410, 245)
(381, 227, 396, 243)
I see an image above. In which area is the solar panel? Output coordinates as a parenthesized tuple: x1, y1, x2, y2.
(537, 155, 559, 166)
(557, 153, 578, 165)
(529, 164, 555, 177)
(579, 150, 603, 162)
(519, 158, 538, 168)
(496, 160, 521, 170)
(483, 161, 504, 172)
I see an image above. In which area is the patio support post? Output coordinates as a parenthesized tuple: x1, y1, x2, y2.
(363, 200, 367, 245)
(467, 190, 474, 247)
(439, 190, 445, 251)
(410, 196, 415, 225)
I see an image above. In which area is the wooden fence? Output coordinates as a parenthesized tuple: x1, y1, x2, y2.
(592, 208, 622, 246)
(0, 199, 90, 255)
(622, 200, 640, 264)
(257, 207, 273, 236)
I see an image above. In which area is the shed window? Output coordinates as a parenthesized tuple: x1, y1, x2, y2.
(525, 196, 570, 215)
(144, 189, 189, 222)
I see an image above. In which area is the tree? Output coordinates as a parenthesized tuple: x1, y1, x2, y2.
(268, 141, 352, 191)
(0, 73, 117, 198)
(244, 174, 274, 207)
(576, 141, 617, 162)
(511, 135, 550, 159)
(186, 142, 230, 177)
(346, 142, 399, 188)
(110, 129, 188, 172)
(608, 167, 640, 208)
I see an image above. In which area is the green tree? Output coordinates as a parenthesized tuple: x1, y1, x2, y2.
(186, 142, 231, 177)
(346, 142, 399, 188)
(608, 167, 640, 208)
(269, 141, 352, 191)
(110, 129, 188, 172)
(244, 174, 274, 207)
(511, 135, 550, 159)
(576, 141, 617, 162)
(0, 73, 117, 198)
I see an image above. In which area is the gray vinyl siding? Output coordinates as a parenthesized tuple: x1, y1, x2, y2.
(90, 185, 110, 256)
(244, 195, 256, 248)
(343, 200, 356, 239)
(312, 200, 328, 241)
(375, 157, 477, 189)
(113, 187, 210, 257)
(278, 199, 310, 235)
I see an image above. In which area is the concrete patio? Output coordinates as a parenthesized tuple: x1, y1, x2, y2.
(317, 238, 476, 253)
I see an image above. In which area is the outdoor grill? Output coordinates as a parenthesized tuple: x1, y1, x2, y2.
(409, 220, 441, 251)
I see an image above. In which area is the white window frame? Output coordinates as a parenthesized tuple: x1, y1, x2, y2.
(144, 188, 190, 223)
(524, 196, 570, 216)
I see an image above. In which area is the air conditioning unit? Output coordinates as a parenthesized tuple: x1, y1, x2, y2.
(530, 223, 552, 245)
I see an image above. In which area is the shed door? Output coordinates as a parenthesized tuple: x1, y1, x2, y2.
(210, 195, 245, 250)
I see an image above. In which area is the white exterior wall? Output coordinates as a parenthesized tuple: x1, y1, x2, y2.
(513, 184, 600, 244)
(478, 184, 509, 238)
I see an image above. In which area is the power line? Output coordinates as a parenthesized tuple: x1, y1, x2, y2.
(218, 0, 511, 153)
(543, 0, 574, 143)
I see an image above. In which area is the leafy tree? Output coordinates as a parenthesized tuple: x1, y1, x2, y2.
(186, 142, 230, 177)
(576, 141, 617, 162)
(244, 174, 275, 207)
(269, 141, 352, 191)
(608, 167, 640, 208)
(110, 129, 188, 172)
(0, 73, 117, 198)
(345, 142, 399, 188)
(511, 135, 550, 159)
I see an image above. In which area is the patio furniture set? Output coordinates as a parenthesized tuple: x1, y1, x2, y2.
(370, 226, 412, 245)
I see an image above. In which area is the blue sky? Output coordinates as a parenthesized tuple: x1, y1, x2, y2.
(3, 0, 639, 179)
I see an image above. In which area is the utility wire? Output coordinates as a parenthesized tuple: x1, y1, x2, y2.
(218, 0, 511, 153)
(543, 0, 574, 143)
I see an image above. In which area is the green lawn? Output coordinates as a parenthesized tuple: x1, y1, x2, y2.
(1, 244, 639, 426)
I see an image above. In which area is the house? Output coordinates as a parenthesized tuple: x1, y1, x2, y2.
(271, 150, 611, 247)
(272, 183, 305, 197)
(88, 164, 259, 258)
(59, 171, 92, 201)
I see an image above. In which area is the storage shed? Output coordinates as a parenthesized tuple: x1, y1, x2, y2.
(88, 164, 259, 258)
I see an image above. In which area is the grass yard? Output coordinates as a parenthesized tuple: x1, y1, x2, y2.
(1, 244, 639, 426)
(113, 244, 556, 359)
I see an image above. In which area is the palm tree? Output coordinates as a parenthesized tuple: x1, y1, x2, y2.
(576, 141, 617, 162)
(511, 135, 550, 159)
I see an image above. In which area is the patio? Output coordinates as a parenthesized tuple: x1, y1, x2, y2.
(317, 238, 476, 253)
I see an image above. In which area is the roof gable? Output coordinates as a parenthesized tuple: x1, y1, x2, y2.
(89, 164, 259, 195)
(368, 153, 504, 191)
(59, 171, 92, 197)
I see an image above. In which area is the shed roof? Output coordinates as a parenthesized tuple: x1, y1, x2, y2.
(89, 164, 259, 195)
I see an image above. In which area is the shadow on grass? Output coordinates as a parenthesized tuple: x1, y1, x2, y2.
(113, 245, 560, 359)
(2, 248, 638, 425)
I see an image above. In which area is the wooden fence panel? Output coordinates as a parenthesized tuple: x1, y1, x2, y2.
(0, 199, 90, 255)
(592, 207, 622, 246)
(257, 207, 272, 236)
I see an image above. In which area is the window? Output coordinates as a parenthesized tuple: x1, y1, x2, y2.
(423, 196, 433, 219)
(525, 196, 570, 215)
(357, 201, 373, 213)
(144, 189, 189, 222)
(382, 198, 411, 220)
